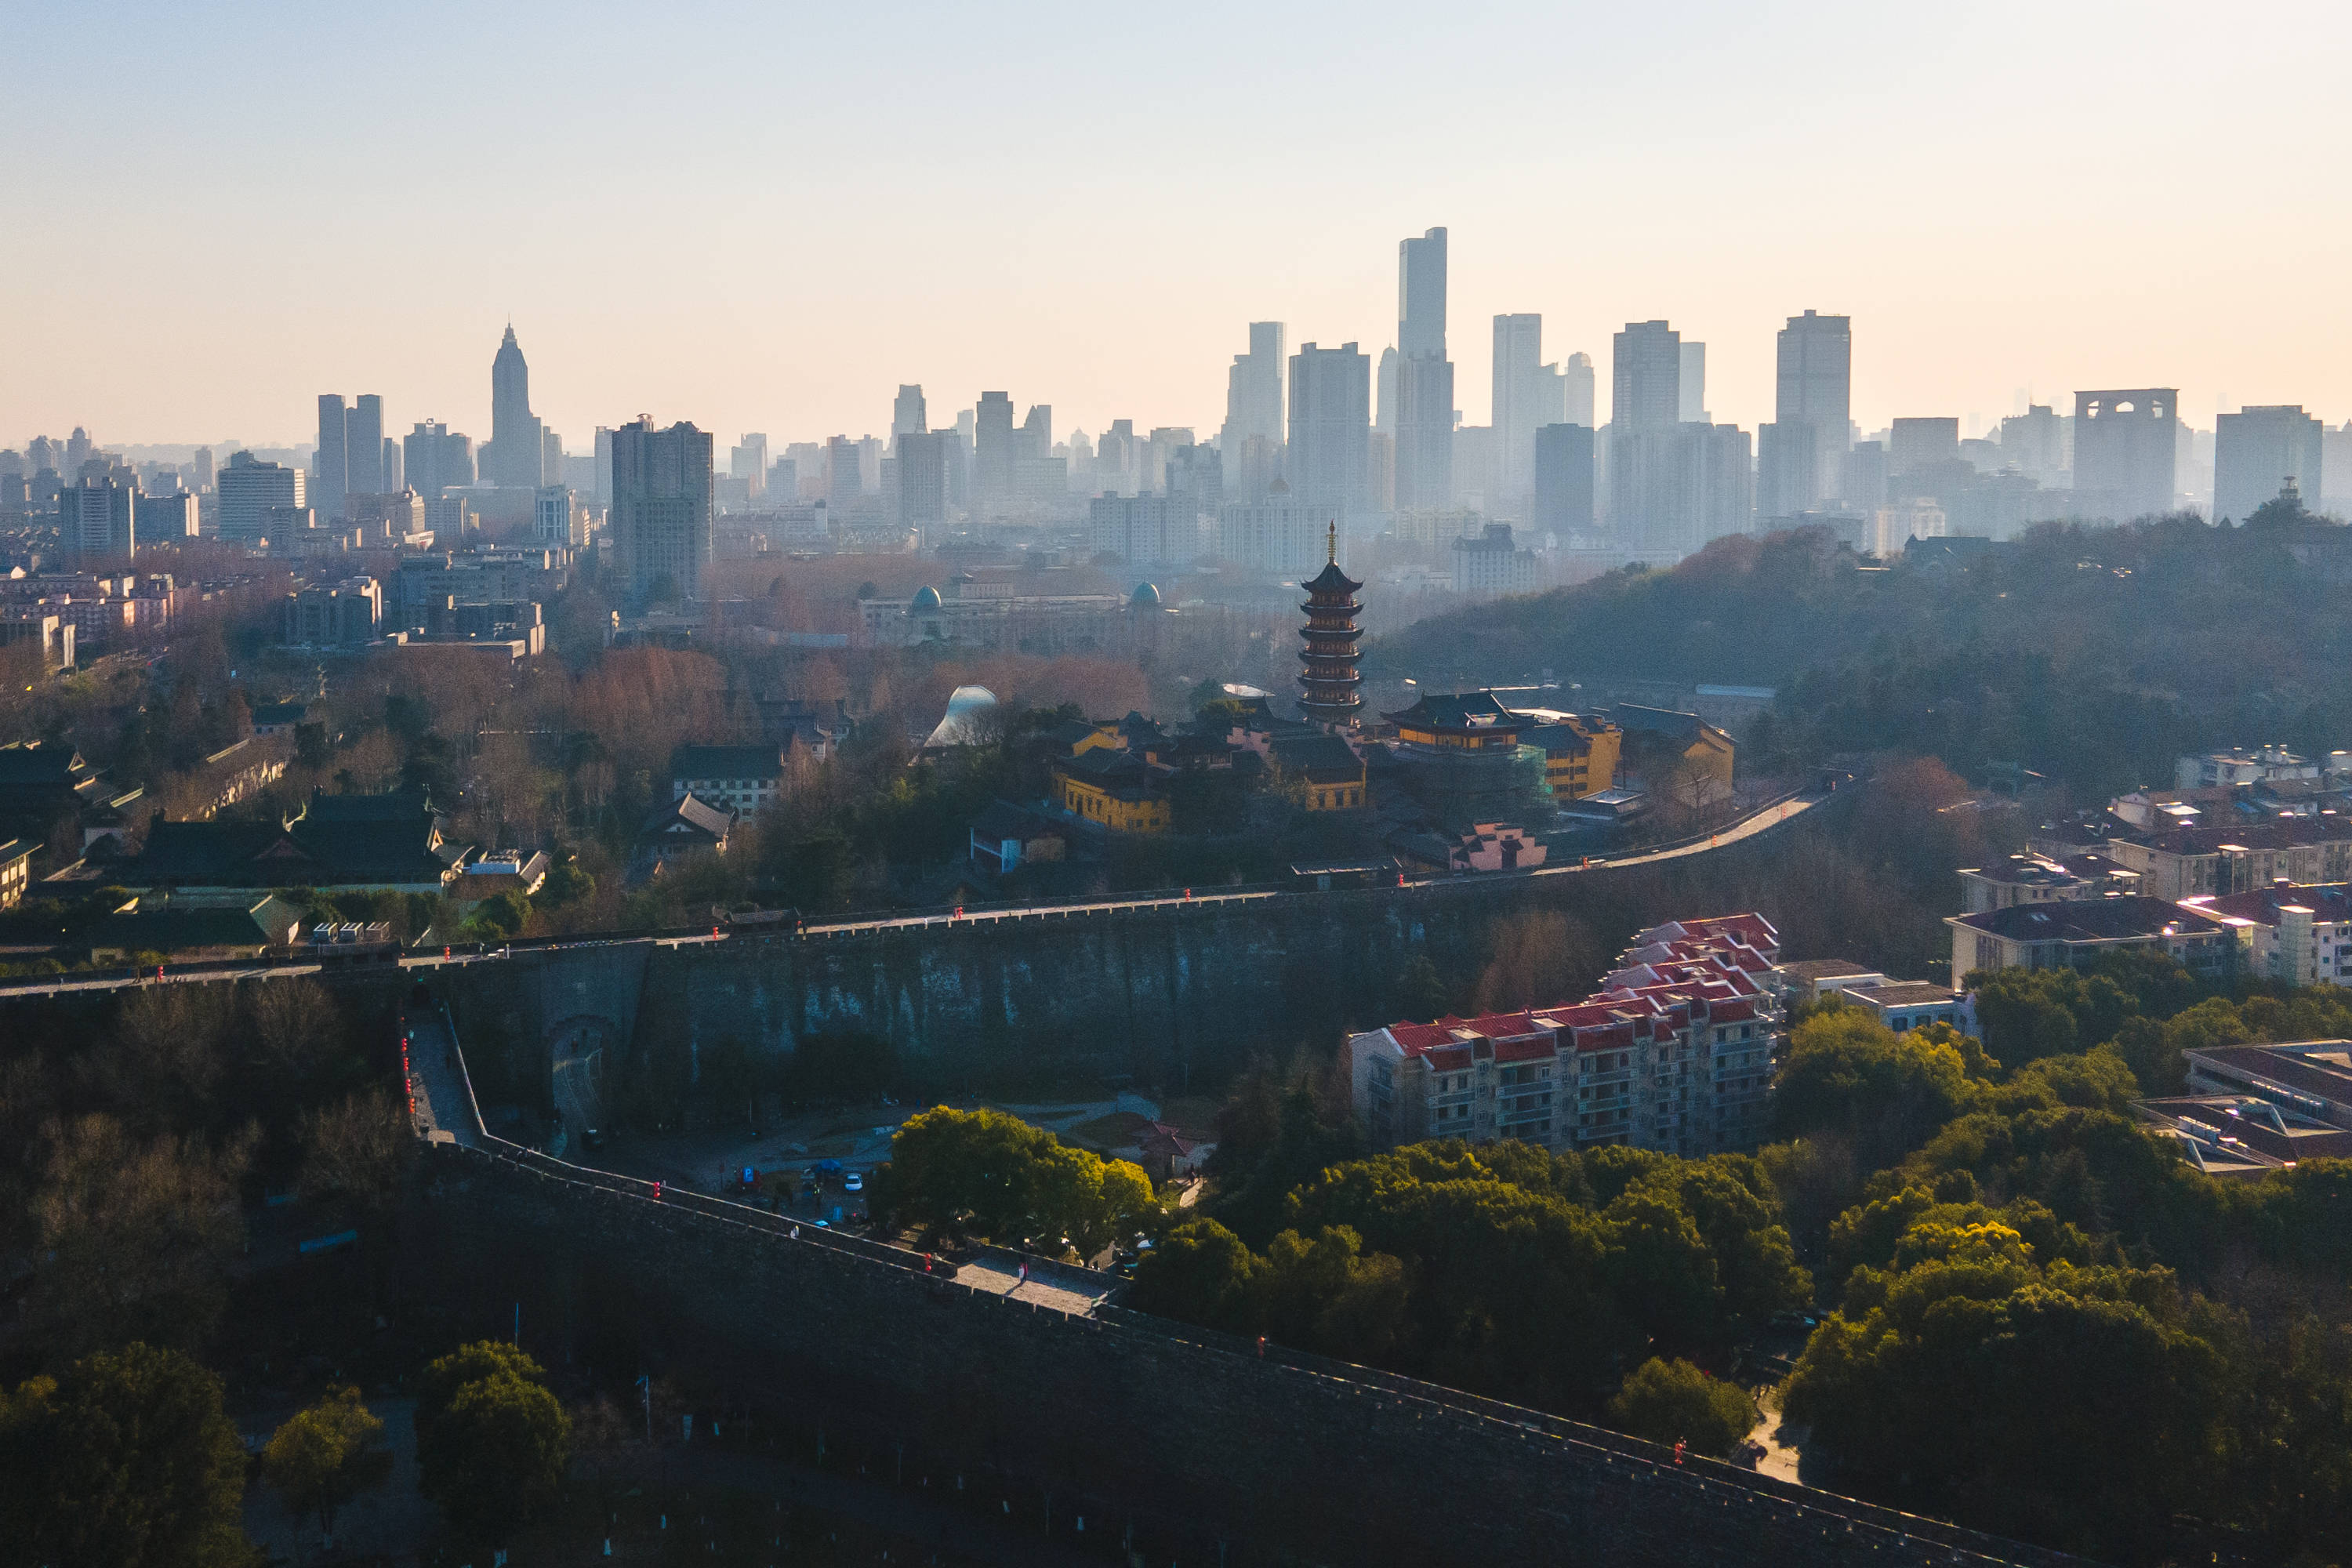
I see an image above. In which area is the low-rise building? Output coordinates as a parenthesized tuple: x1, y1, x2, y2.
(1838, 980, 1961, 1034)
(967, 800, 1068, 875)
(0, 837, 30, 908)
(124, 786, 462, 896)
(2102, 819, 2352, 901)
(1957, 851, 2141, 913)
(2176, 745, 2345, 790)
(1769, 958, 1886, 1002)
(2169, 1043, 2352, 1169)
(1513, 709, 1623, 803)
(1267, 731, 1366, 811)
(448, 851, 550, 905)
(1610, 703, 1736, 811)
(2133, 1092, 2352, 1177)
(1052, 747, 1169, 834)
(84, 894, 307, 964)
(638, 793, 734, 869)
(670, 743, 788, 815)
(2177, 880, 2352, 986)
(1944, 895, 2235, 980)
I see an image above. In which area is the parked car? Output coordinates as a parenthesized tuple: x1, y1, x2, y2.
(844, 1171, 865, 1193)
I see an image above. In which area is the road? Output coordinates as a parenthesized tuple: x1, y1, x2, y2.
(0, 788, 1829, 1001)
(401, 1006, 481, 1148)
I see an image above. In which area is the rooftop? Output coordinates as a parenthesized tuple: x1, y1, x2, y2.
(1948, 896, 2227, 944)
(2180, 881, 2352, 929)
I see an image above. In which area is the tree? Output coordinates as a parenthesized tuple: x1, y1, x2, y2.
(1472, 910, 1599, 1014)
(0, 1342, 254, 1568)
(884, 1106, 1157, 1256)
(415, 1342, 569, 1546)
(1771, 1007, 1980, 1172)
(1392, 954, 1451, 1022)
(27, 1116, 250, 1362)
(1127, 1218, 1258, 1327)
(262, 1385, 390, 1545)
(1606, 1357, 1757, 1458)
(296, 1087, 414, 1223)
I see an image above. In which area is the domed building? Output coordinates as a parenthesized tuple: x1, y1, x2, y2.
(1129, 582, 1162, 611)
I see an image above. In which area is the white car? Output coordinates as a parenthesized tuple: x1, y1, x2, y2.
(844, 1171, 865, 1192)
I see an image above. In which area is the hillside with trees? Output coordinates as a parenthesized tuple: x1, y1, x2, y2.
(1367, 504, 2352, 795)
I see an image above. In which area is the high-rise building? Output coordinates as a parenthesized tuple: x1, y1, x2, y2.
(404, 422, 475, 497)
(1612, 322, 1682, 432)
(216, 450, 304, 543)
(1998, 405, 2066, 485)
(731, 433, 769, 499)
(315, 395, 350, 520)
(1563, 352, 1596, 429)
(135, 489, 199, 543)
(1841, 441, 1889, 514)
(1220, 321, 1287, 490)
(1491, 314, 1545, 509)
(2072, 389, 2178, 519)
(1678, 343, 1708, 423)
(191, 447, 215, 493)
(1395, 228, 1453, 513)
(1889, 418, 1960, 485)
(1606, 423, 1751, 556)
(825, 437, 861, 508)
(1288, 343, 1371, 527)
(1375, 347, 1399, 436)
(973, 391, 1015, 511)
(348, 394, 385, 496)
(64, 428, 92, 476)
(60, 477, 136, 561)
(897, 431, 948, 527)
(593, 426, 615, 506)
(485, 325, 546, 488)
(1765, 310, 1851, 510)
(1534, 424, 1595, 535)
(381, 435, 404, 494)
(610, 418, 713, 605)
(2214, 405, 2325, 523)
(891, 385, 927, 438)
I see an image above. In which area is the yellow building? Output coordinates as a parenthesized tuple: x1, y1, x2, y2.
(1515, 710, 1624, 802)
(1269, 731, 1368, 811)
(1613, 704, 1736, 808)
(1052, 748, 1171, 834)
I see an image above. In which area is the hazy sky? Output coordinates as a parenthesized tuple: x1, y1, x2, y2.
(8, 1, 2351, 452)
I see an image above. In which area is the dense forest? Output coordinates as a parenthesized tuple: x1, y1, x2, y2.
(1369, 500, 2352, 795)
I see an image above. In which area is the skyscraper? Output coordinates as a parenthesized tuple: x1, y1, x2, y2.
(60, 476, 136, 562)
(216, 450, 303, 543)
(611, 418, 713, 605)
(485, 325, 546, 488)
(892, 386, 927, 438)
(897, 430, 948, 528)
(405, 422, 475, 497)
(349, 394, 385, 496)
(1762, 310, 1851, 511)
(1288, 343, 1370, 526)
(825, 437, 862, 507)
(973, 391, 1015, 511)
(1611, 322, 1682, 432)
(2214, 405, 2325, 522)
(1534, 423, 1595, 535)
(1491, 313, 1544, 508)
(1220, 322, 1287, 498)
(1563, 353, 1596, 428)
(1394, 228, 1452, 512)
(731, 433, 770, 498)
(2073, 390, 2178, 519)
(315, 395, 349, 520)
(1678, 343, 1708, 423)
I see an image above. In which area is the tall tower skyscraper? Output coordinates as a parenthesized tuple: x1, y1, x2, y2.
(486, 325, 546, 488)
(1611, 322, 1682, 432)
(1221, 321, 1287, 500)
(1491, 313, 1544, 506)
(2073, 390, 2178, 519)
(347, 394, 385, 496)
(1762, 310, 1852, 513)
(1563, 353, 1596, 428)
(1678, 343, 1708, 423)
(973, 391, 1015, 512)
(315, 394, 350, 521)
(611, 417, 714, 605)
(1394, 227, 1452, 512)
(892, 385, 927, 438)
(1288, 343, 1371, 527)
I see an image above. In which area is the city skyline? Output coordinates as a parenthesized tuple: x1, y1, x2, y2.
(8, 3, 2352, 447)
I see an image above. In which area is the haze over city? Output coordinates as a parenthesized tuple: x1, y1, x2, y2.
(9, 0, 2352, 445)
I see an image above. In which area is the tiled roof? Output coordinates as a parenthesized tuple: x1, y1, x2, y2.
(2187, 882, 2352, 928)
(1950, 896, 2226, 942)
(672, 743, 786, 780)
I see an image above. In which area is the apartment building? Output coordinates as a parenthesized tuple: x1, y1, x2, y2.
(1350, 913, 1782, 1157)
(2177, 880, 2352, 986)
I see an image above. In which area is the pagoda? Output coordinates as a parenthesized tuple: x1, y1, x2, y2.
(1298, 522, 1363, 726)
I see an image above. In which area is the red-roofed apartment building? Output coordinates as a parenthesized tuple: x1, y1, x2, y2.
(1348, 913, 1784, 1157)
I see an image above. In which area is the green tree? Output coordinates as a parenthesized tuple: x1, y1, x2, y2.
(1606, 1357, 1757, 1457)
(1127, 1217, 1259, 1327)
(0, 1343, 254, 1568)
(415, 1342, 569, 1546)
(1392, 954, 1451, 1022)
(885, 1106, 1158, 1256)
(1771, 1007, 1980, 1171)
(261, 1385, 390, 1545)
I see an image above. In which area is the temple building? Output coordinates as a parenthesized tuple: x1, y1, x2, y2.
(1298, 523, 1363, 728)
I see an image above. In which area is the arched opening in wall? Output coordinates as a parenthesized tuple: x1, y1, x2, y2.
(548, 1014, 618, 1149)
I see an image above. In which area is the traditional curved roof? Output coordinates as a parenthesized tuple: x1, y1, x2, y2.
(1304, 558, 1361, 594)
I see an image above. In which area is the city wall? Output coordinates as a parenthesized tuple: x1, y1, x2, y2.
(409, 1137, 2077, 1568)
(433, 793, 1853, 1098)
